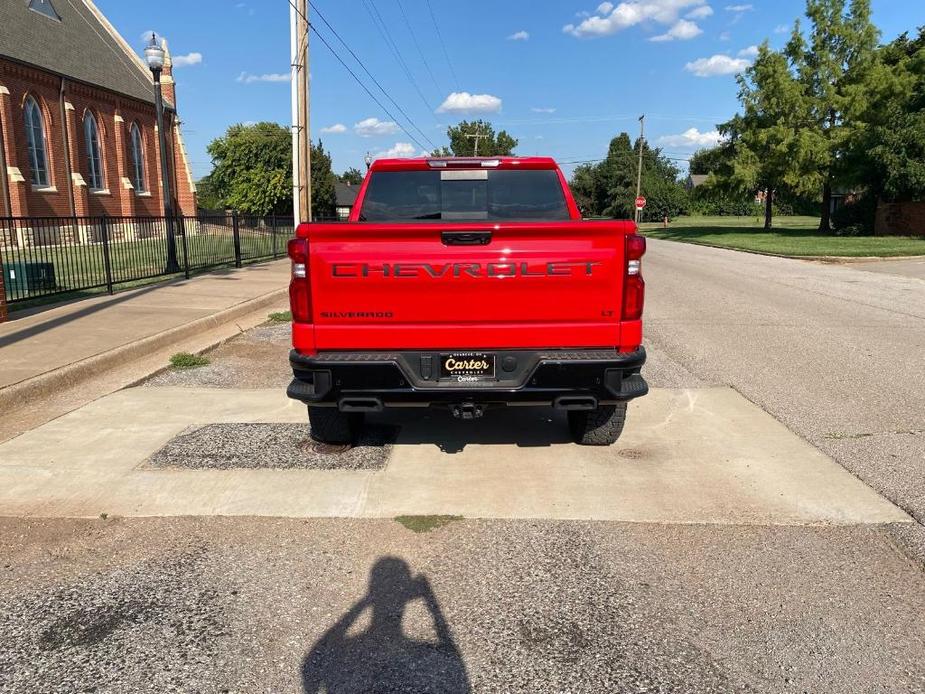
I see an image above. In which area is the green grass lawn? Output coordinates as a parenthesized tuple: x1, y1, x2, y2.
(4, 228, 288, 307)
(639, 216, 925, 257)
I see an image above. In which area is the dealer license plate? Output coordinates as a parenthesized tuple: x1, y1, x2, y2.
(439, 353, 495, 381)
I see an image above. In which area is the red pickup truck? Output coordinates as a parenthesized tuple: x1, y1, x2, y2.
(286, 156, 647, 445)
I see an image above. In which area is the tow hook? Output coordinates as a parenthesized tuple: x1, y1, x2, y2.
(450, 402, 484, 420)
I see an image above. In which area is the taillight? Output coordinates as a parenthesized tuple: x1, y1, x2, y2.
(287, 238, 312, 323)
(622, 234, 646, 321)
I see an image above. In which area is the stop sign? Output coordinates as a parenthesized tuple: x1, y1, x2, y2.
(635, 196, 647, 209)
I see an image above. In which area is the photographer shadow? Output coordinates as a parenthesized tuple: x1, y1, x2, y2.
(301, 557, 470, 693)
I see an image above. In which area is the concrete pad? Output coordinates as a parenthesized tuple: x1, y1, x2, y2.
(0, 387, 910, 525)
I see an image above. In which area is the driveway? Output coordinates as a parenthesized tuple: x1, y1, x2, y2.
(846, 255, 925, 280)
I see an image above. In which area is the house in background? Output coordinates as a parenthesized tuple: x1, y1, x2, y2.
(335, 181, 358, 220)
(685, 174, 709, 192)
(0, 0, 196, 220)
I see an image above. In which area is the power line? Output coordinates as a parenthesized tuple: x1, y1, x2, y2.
(308, 23, 430, 152)
(288, 0, 430, 152)
(306, 0, 437, 150)
(395, 0, 443, 96)
(425, 0, 460, 90)
(363, 0, 439, 118)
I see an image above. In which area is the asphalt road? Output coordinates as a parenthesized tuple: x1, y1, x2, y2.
(643, 238, 925, 551)
(2, 517, 924, 694)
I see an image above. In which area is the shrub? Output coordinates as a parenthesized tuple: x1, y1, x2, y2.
(268, 310, 292, 322)
(169, 352, 210, 369)
(832, 195, 877, 236)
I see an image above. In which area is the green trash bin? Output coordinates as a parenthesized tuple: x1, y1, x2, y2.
(3, 261, 57, 298)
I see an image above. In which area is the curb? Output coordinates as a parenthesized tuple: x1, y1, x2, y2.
(0, 288, 288, 414)
(643, 236, 925, 262)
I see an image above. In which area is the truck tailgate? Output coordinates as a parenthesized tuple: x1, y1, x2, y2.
(305, 220, 632, 350)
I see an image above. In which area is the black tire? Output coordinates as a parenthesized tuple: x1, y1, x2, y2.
(568, 403, 628, 446)
(308, 406, 363, 445)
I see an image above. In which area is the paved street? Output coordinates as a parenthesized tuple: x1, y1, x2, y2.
(643, 239, 925, 553)
(1, 240, 925, 692)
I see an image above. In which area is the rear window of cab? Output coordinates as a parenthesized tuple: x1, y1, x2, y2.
(358, 169, 570, 222)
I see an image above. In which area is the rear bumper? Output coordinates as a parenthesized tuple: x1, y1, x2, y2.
(287, 347, 648, 410)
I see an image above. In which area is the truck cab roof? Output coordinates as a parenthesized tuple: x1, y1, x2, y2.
(369, 157, 560, 172)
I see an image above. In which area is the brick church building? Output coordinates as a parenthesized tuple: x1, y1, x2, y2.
(0, 0, 196, 220)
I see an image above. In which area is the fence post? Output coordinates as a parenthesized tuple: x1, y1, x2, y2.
(232, 212, 242, 268)
(178, 215, 190, 279)
(99, 216, 114, 295)
(0, 245, 7, 323)
(272, 215, 279, 259)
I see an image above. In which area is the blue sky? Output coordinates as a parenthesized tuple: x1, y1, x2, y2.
(95, 0, 925, 180)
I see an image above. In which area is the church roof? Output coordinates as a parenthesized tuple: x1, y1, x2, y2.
(0, 0, 162, 106)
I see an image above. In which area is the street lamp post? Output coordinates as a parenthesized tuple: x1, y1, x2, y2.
(144, 34, 180, 273)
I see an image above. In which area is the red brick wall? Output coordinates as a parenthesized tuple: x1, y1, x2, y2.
(0, 58, 195, 221)
(875, 201, 925, 237)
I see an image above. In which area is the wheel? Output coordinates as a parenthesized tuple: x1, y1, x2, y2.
(568, 403, 628, 446)
(307, 406, 363, 445)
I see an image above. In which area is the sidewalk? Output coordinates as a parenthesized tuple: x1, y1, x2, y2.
(0, 260, 289, 418)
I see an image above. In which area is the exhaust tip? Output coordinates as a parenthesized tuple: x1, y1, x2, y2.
(554, 396, 598, 411)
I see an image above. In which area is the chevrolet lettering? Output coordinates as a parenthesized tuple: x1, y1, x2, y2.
(330, 262, 603, 279)
(286, 156, 648, 446)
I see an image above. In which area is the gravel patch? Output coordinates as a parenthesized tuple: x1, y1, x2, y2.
(146, 422, 397, 470)
(145, 321, 292, 389)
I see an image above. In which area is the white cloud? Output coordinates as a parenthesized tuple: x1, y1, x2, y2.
(378, 142, 417, 158)
(172, 52, 202, 67)
(354, 117, 400, 137)
(436, 91, 503, 114)
(507, 30, 530, 41)
(686, 5, 714, 19)
(684, 53, 751, 76)
(657, 127, 723, 148)
(236, 72, 289, 83)
(774, 23, 789, 33)
(737, 44, 759, 57)
(531, 107, 557, 113)
(650, 18, 703, 41)
(563, 0, 708, 39)
(320, 123, 347, 134)
(719, 30, 731, 40)
(724, 3, 753, 10)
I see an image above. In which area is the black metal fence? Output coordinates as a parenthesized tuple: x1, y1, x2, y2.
(0, 213, 296, 304)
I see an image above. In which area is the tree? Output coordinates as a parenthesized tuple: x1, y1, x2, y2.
(207, 122, 292, 215)
(715, 43, 819, 228)
(567, 132, 687, 220)
(205, 122, 336, 218)
(310, 141, 337, 219)
(434, 120, 518, 157)
(195, 173, 222, 211)
(849, 27, 925, 202)
(688, 146, 729, 176)
(790, 0, 880, 231)
(339, 167, 364, 185)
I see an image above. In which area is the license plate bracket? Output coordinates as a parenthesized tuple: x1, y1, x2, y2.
(439, 352, 495, 381)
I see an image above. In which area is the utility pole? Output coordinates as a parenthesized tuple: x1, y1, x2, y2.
(465, 127, 486, 156)
(634, 114, 645, 224)
(297, 2, 311, 222)
(290, 1, 311, 224)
